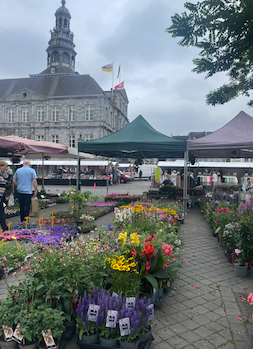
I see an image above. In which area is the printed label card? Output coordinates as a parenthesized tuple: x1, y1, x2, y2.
(147, 304, 154, 321)
(12, 323, 23, 344)
(126, 297, 136, 309)
(87, 304, 100, 322)
(41, 329, 57, 349)
(112, 292, 119, 298)
(106, 310, 118, 328)
(2, 325, 13, 341)
(119, 318, 130, 336)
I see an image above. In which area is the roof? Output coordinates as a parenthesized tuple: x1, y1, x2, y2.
(78, 115, 186, 160)
(0, 75, 105, 100)
(187, 111, 253, 158)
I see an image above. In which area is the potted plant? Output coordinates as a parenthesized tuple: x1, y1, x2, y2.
(38, 306, 65, 349)
(233, 249, 248, 277)
(0, 296, 19, 349)
(15, 299, 44, 349)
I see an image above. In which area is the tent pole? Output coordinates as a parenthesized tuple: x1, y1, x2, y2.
(183, 150, 188, 218)
(106, 158, 110, 196)
(11, 152, 15, 195)
(42, 153, 45, 190)
(77, 152, 80, 191)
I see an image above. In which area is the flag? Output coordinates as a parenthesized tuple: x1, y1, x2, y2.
(102, 63, 113, 72)
(114, 81, 124, 89)
(117, 64, 121, 78)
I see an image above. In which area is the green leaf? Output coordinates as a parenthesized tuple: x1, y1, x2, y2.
(144, 273, 158, 291)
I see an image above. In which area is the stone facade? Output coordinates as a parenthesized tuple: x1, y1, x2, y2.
(0, 0, 129, 147)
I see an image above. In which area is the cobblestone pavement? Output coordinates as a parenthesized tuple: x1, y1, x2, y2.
(1, 190, 253, 348)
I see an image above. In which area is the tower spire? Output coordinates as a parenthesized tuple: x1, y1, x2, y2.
(37, 0, 78, 76)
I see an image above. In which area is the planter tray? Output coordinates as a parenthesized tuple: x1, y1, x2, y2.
(61, 325, 76, 340)
(76, 334, 153, 349)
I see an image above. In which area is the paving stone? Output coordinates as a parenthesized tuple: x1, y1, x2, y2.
(218, 328, 233, 341)
(192, 325, 213, 339)
(150, 340, 174, 349)
(192, 305, 210, 315)
(235, 341, 253, 349)
(156, 328, 176, 340)
(166, 335, 190, 349)
(193, 339, 216, 349)
(159, 316, 177, 327)
(170, 312, 189, 322)
(169, 323, 189, 335)
(204, 311, 221, 322)
(180, 330, 202, 343)
(205, 333, 229, 347)
(221, 343, 235, 349)
(180, 319, 201, 330)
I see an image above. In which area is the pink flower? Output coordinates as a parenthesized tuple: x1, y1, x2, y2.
(241, 296, 245, 301)
(192, 285, 197, 288)
(235, 249, 241, 255)
(238, 317, 242, 321)
(247, 293, 253, 305)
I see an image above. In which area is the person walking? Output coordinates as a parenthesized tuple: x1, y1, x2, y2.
(139, 169, 142, 180)
(13, 160, 38, 222)
(0, 160, 8, 231)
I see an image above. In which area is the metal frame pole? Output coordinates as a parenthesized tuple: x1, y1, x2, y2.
(183, 150, 188, 217)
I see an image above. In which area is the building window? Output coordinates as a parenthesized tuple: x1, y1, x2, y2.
(37, 107, 44, 122)
(22, 108, 29, 122)
(52, 106, 59, 122)
(51, 135, 59, 143)
(69, 106, 75, 121)
(37, 135, 44, 141)
(85, 134, 93, 141)
(7, 108, 14, 123)
(69, 135, 75, 148)
(85, 105, 94, 121)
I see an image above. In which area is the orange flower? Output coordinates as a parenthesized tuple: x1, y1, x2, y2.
(141, 243, 155, 259)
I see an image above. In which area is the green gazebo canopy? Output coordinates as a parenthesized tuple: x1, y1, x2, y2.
(78, 115, 186, 160)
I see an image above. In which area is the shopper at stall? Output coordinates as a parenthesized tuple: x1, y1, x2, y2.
(0, 160, 8, 231)
(13, 160, 38, 222)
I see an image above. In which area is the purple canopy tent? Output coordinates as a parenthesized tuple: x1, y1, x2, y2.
(187, 111, 253, 158)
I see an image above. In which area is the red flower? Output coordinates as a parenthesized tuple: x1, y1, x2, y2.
(141, 243, 155, 259)
(144, 261, 151, 274)
(131, 248, 137, 256)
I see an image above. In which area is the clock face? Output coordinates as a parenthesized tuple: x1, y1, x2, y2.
(53, 39, 59, 45)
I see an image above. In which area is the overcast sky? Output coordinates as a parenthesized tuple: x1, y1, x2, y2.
(0, 0, 250, 136)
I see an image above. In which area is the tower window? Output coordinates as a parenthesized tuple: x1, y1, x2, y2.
(64, 18, 67, 28)
(52, 52, 59, 63)
(85, 134, 93, 141)
(63, 53, 69, 64)
(59, 18, 62, 27)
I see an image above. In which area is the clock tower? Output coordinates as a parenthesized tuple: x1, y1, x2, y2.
(38, 0, 78, 76)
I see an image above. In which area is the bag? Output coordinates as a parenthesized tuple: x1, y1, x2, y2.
(8, 193, 15, 207)
(29, 197, 39, 217)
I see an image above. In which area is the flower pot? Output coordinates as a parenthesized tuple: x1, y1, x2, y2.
(149, 293, 156, 304)
(234, 265, 248, 277)
(250, 265, 253, 277)
(79, 333, 98, 345)
(226, 246, 233, 263)
(38, 339, 59, 349)
(140, 331, 151, 342)
(0, 340, 17, 349)
(18, 342, 37, 349)
(119, 338, 140, 349)
(156, 288, 163, 299)
(99, 336, 118, 347)
(62, 320, 76, 340)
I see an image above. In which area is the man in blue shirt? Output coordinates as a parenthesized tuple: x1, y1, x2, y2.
(13, 160, 38, 222)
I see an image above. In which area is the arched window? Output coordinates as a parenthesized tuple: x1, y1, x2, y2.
(47, 54, 51, 66)
(71, 57, 75, 68)
(59, 17, 62, 27)
(63, 53, 70, 64)
(64, 18, 67, 28)
(52, 51, 59, 62)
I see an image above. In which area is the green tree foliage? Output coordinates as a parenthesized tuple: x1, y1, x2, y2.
(166, 0, 253, 106)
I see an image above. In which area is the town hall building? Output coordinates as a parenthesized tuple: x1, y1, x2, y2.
(0, 0, 129, 147)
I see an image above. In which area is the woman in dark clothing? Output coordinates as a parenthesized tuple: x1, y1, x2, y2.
(0, 160, 8, 231)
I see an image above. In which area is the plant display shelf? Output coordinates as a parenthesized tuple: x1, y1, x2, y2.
(76, 334, 154, 349)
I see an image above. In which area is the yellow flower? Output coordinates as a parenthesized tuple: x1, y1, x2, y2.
(130, 232, 140, 246)
(118, 232, 127, 247)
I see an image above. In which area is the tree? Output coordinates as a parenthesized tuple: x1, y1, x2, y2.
(166, 0, 253, 106)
